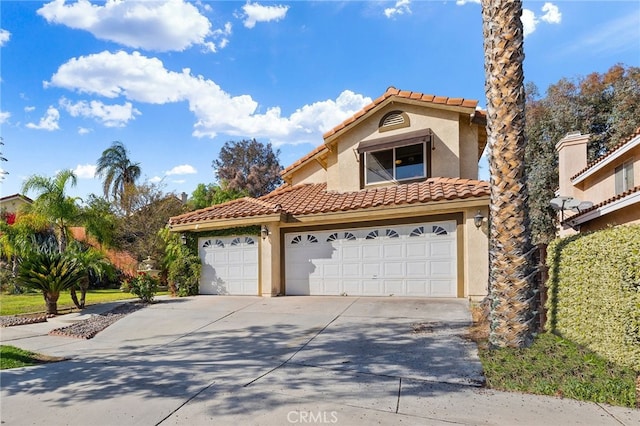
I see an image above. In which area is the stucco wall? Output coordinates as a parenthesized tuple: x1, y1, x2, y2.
(326, 104, 481, 193)
(577, 144, 639, 204)
(260, 222, 281, 296)
(290, 160, 327, 186)
(464, 206, 489, 300)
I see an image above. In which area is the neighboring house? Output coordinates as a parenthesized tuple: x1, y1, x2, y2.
(0, 193, 33, 214)
(0, 193, 33, 224)
(169, 87, 490, 299)
(556, 128, 640, 236)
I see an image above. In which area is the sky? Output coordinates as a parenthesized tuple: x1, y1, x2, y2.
(1, 0, 639, 203)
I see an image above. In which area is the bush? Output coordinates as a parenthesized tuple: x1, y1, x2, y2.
(124, 272, 158, 303)
(170, 253, 201, 297)
(546, 225, 640, 371)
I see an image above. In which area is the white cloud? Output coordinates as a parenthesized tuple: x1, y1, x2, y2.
(24, 106, 36, 112)
(73, 164, 96, 179)
(455, 1, 561, 37)
(242, 2, 289, 29)
(59, 97, 141, 127)
(166, 164, 197, 175)
(540, 2, 561, 24)
(149, 176, 163, 183)
(26, 106, 60, 131)
(0, 111, 10, 124)
(384, 0, 412, 19)
(47, 50, 372, 146)
(0, 29, 10, 47)
(37, 0, 222, 52)
(523, 2, 561, 37)
(78, 127, 93, 135)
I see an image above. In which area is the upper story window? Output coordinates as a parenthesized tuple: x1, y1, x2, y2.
(365, 142, 427, 184)
(615, 160, 634, 194)
(379, 111, 410, 133)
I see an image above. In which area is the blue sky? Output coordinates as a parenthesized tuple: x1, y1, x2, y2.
(1, 0, 639, 202)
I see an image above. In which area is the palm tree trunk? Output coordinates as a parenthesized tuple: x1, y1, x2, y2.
(44, 291, 60, 315)
(482, 0, 538, 348)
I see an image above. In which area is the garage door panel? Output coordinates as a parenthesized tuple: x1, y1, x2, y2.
(285, 221, 457, 297)
(199, 236, 258, 295)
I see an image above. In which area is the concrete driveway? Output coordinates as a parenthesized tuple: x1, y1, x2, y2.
(1, 296, 637, 425)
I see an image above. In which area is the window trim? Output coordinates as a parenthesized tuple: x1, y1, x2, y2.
(615, 159, 634, 195)
(363, 141, 429, 185)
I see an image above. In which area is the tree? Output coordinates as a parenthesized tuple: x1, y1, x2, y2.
(79, 194, 119, 248)
(114, 182, 184, 262)
(482, 0, 537, 348)
(188, 183, 247, 210)
(96, 141, 141, 215)
(524, 64, 640, 245)
(212, 139, 283, 198)
(0, 137, 7, 182)
(22, 170, 79, 253)
(66, 241, 116, 309)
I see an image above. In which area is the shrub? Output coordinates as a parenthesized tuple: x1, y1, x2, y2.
(170, 253, 201, 297)
(546, 225, 640, 371)
(124, 272, 158, 303)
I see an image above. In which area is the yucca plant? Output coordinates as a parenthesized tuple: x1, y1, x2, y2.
(16, 251, 84, 315)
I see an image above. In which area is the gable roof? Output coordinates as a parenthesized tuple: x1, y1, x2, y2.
(570, 127, 640, 181)
(169, 177, 489, 228)
(323, 86, 481, 141)
(281, 86, 487, 179)
(0, 193, 33, 204)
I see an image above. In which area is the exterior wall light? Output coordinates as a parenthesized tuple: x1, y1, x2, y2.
(474, 210, 484, 229)
(180, 233, 187, 245)
(261, 225, 269, 239)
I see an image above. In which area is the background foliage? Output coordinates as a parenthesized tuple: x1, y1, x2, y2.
(525, 64, 640, 245)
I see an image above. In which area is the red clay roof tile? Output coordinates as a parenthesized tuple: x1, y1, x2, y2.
(169, 178, 490, 226)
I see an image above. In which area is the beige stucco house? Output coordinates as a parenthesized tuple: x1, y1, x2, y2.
(556, 127, 640, 235)
(0, 193, 32, 215)
(169, 87, 490, 299)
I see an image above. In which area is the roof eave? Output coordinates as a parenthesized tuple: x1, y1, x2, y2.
(169, 212, 285, 233)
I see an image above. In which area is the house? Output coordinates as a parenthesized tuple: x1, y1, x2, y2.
(556, 128, 640, 235)
(0, 193, 33, 224)
(169, 87, 490, 299)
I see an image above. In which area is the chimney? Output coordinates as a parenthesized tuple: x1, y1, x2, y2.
(180, 192, 188, 204)
(556, 131, 589, 198)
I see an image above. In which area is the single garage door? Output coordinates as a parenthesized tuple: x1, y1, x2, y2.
(199, 235, 258, 295)
(285, 221, 457, 297)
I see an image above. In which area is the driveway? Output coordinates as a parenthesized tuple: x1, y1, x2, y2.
(1, 296, 637, 425)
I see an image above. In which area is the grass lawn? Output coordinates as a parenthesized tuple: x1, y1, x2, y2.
(0, 289, 169, 316)
(470, 307, 638, 408)
(0, 345, 65, 369)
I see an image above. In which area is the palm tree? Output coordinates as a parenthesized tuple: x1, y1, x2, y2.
(66, 241, 116, 309)
(16, 250, 84, 315)
(22, 170, 79, 253)
(482, 0, 537, 348)
(96, 141, 141, 215)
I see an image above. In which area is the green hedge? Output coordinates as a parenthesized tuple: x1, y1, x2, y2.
(546, 225, 640, 372)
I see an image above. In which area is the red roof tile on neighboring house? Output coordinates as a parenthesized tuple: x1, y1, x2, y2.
(322, 86, 480, 140)
(570, 127, 640, 180)
(169, 178, 490, 226)
(564, 185, 640, 222)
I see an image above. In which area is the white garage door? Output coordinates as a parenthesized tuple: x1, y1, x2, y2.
(285, 221, 457, 297)
(198, 235, 258, 295)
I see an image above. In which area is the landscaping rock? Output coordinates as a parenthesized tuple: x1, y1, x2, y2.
(48, 303, 145, 339)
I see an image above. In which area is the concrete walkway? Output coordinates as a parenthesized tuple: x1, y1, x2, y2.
(1, 296, 638, 425)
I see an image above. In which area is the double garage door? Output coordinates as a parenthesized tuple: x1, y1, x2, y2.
(198, 221, 457, 297)
(285, 221, 457, 297)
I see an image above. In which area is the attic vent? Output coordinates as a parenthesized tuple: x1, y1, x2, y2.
(379, 110, 409, 132)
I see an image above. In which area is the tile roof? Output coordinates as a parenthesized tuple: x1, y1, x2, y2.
(280, 143, 328, 176)
(169, 178, 490, 226)
(570, 127, 640, 180)
(564, 185, 640, 222)
(323, 86, 480, 140)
